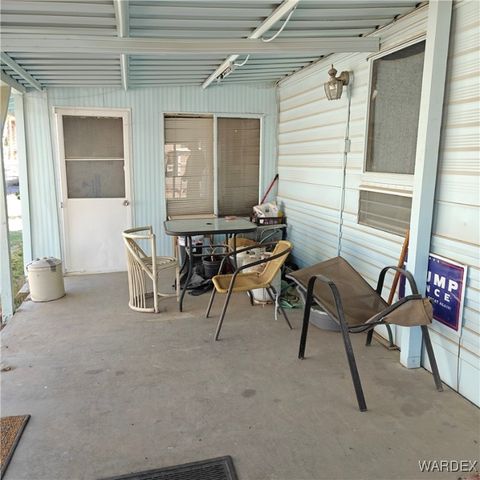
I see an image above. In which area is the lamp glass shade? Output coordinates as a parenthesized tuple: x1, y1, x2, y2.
(324, 78, 343, 100)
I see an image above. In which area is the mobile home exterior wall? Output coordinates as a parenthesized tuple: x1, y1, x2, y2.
(277, 0, 479, 405)
(23, 83, 278, 259)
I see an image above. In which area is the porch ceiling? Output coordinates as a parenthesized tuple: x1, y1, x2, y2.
(0, 0, 420, 90)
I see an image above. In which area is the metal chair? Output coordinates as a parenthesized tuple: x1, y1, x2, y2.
(288, 256, 443, 412)
(122, 226, 178, 313)
(206, 240, 293, 340)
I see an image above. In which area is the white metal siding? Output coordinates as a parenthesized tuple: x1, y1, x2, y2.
(24, 91, 62, 259)
(278, 1, 479, 405)
(428, 0, 480, 406)
(24, 83, 278, 259)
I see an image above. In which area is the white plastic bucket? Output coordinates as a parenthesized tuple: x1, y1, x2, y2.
(27, 257, 66, 302)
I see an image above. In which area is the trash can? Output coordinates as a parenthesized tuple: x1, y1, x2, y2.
(27, 257, 65, 302)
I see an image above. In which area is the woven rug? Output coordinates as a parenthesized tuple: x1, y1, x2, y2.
(101, 455, 238, 480)
(1, 415, 30, 478)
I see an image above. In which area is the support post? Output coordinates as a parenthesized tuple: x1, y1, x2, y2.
(14, 92, 32, 267)
(401, 0, 452, 368)
(0, 85, 14, 322)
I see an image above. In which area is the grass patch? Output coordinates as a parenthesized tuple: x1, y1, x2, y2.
(2, 231, 25, 312)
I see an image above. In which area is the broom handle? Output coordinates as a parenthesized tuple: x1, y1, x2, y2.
(387, 229, 410, 305)
(260, 173, 279, 205)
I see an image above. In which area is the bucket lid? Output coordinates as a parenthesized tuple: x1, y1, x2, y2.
(27, 257, 62, 271)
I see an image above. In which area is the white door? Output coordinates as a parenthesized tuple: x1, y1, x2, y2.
(56, 108, 132, 273)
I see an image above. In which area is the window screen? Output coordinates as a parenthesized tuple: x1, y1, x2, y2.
(164, 116, 214, 217)
(66, 160, 125, 198)
(366, 41, 425, 174)
(358, 190, 412, 236)
(62, 115, 125, 199)
(217, 118, 260, 216)
(63, 116, 124, 159)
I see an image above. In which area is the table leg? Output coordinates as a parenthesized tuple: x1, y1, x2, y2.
(179, 235, 193, 312)
(233, 233, 238, 269)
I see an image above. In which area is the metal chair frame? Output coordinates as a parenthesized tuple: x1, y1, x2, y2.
(206, 242, 293, 341)
(298, 265, 443, 412)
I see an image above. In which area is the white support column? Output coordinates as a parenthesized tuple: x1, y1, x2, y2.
(14, 92, 32, 267)
(0, 85, 14, 322)
(401, 0, 453, 368)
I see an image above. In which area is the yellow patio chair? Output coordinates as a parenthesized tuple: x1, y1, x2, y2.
(206, 240, 293, 340)
(122, 226, 178, 313)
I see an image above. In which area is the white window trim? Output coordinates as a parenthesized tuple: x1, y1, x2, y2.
(361, 36, 427, 191)
(162, 112, 264, 219)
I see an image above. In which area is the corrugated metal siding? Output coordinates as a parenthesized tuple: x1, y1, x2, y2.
(277, 1, 479, 406)
(24, 91, 62, 259)
(24, 83, 278, 258)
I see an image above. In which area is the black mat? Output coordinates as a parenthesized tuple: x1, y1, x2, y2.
(100, 456, 238, 480)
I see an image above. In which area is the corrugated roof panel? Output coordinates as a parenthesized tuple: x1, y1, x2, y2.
(1, 0, 117, 36)
(0, 0, 421, 88)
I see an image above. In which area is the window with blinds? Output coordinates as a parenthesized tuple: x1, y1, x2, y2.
(218, 118, 260, 216)
(164, 116, 214, 216)
(164, 115, 260, 217)
(359, 190, 412, 236)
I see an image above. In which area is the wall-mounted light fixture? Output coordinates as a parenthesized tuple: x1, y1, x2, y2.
(324, 65, 350, 100)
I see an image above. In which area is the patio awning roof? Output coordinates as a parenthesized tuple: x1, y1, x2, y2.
(0, 0, 420, 90)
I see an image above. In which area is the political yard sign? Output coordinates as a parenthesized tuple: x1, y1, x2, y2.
(426, 254, 467, 334)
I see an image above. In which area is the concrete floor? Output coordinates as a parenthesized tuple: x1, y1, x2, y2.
(1, 273, 478, 480)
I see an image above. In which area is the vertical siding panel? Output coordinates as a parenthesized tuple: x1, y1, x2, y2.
(24, 91, 61, 259)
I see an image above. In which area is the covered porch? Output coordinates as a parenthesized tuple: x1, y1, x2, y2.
(1, 273, 478, 479)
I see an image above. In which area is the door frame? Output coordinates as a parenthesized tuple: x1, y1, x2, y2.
(53, 106, 134, 273)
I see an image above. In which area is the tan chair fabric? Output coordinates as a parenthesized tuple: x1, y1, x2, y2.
(209, 240, 293, 341)
(380, 297, 433, 326)
(212, 240, 292, 294)
(227, 237, 256, 251)
(289, 256, 432, 328)
(213, 272, 268, 293)
(289, 257, 387, 327)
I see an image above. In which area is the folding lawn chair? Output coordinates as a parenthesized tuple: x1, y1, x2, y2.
(288, 256, 443, 412)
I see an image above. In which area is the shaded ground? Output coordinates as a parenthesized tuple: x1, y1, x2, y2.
(1, 273, 479, 480)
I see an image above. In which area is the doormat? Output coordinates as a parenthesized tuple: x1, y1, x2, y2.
(100, 455, 238, 480)
(1, 415, 30, 478)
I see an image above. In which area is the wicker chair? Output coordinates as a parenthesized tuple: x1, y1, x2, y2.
(206, 240, 293, 340)
(122, 226, 178, 313)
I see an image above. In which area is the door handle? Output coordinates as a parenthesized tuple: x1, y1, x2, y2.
(123, 200, 130, 206)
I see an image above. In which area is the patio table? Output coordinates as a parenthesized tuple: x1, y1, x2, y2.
(164, 217, 257, 311)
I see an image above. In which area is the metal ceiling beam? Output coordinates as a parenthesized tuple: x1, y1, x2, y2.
(113, 0, 129, 91)
(0, 53, 42, 91)
(0, 70, 27, 93)
(202, 0, 301, 89)
(1, 0, 114, 14)
(0, 35, 380, 56)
